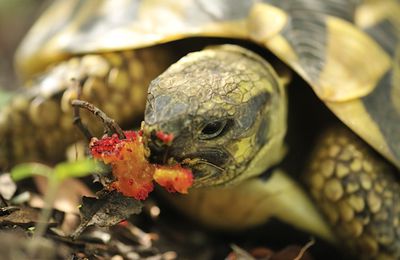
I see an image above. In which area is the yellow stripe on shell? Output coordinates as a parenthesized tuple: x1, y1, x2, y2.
(355, 0, 400, 29)
(248, 3, 288, 43)
(318, 17, 391, 102)
(326, 99, 399, 169)
(248, 4, 310, 85)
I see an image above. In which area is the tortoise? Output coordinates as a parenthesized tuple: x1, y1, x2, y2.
(0, 0, 399, 259)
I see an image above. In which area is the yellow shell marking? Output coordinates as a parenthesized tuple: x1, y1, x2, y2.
(355, 0, 400, 29)
(248, 3, 288, 42)
(326, 99, 398, 168)
(318, 17, 391, 102)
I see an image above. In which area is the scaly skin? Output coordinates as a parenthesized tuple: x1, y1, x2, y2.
(305, 127, 400, 260)
(0, 46, 176, 169)
(143, 45, 287, 186)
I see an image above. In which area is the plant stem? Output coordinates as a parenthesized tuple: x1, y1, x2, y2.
(33, 175, 60, 238)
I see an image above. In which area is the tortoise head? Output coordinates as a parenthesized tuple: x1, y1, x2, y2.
(143, 45, 287, 187)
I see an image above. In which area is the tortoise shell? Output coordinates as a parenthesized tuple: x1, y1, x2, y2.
(16, 0, 400, 168)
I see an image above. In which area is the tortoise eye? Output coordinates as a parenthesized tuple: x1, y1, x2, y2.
(199, 120, 227, 140)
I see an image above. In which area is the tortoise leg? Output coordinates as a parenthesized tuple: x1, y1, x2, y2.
(304, 126, 400, 259)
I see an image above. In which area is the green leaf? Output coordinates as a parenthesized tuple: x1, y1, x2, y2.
(54, 159, 104, 180)
(0, 90, 15, 109)
(11, 163, 53, 181)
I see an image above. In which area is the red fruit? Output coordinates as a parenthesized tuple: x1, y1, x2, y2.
(90, 130, 193, 200)
(154, 165, 194, 194)
(155, 131, 174, 144)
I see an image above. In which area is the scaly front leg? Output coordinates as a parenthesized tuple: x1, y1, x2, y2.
(304, 126, 400, 260)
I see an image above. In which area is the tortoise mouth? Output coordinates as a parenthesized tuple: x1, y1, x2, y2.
(181, 161, 230, 187)
(179, 149, 231, 167)
(172, 149, 238, 187)
(144, 133, 236, 186)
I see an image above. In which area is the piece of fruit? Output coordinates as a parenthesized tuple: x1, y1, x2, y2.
(90, 130, 193, 200)
(154, 166, 193, 194)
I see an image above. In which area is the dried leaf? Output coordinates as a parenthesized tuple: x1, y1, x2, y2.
(0, 206, 58, 227)
(72, 190, 142, 239)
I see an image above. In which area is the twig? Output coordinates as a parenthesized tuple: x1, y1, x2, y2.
(73, 105, 93, 141)
(229, 244, 256, 260)
(71, 99, 126, 140)
(294, 237, 315, 260)
(70, 77, 93, 141)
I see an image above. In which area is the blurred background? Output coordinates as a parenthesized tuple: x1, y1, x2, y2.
(0, 0, 49, 89)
